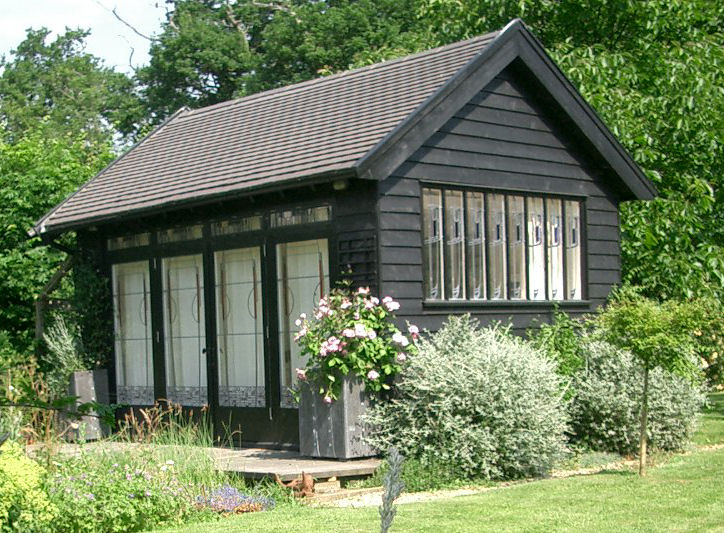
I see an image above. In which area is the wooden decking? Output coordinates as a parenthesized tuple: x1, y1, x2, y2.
(208, 447, 380, 481)
(27, 442, 380, 482)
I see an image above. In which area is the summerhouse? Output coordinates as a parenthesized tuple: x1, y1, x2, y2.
(33, 20, 655, 446)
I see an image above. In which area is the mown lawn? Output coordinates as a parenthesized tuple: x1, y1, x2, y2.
(154, 394, 724, 533)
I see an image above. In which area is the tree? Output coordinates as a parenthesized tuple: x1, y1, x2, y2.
(596, 288, 698, 475)
(0, 28, 143, 144)
(136, 0, 427, 122)
(0, 127, 113, 353)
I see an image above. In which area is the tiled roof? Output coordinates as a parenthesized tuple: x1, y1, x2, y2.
(35, 31, 499, 234)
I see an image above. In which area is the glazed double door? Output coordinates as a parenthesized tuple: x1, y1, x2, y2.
(160, 238, 329, 444)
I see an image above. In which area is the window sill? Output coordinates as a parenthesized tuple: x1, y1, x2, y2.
(422, 299, 591, 313)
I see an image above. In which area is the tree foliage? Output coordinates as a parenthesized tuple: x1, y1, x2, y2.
(0, 28, 143, 144)
(0, 127, 113, 351)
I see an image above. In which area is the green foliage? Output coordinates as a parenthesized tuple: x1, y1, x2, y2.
(42, 316, 87, 399)
(570, 340, 706, 454)
(48, 453, 199, 533)
(594, 287, 698, 376)
(366, 315, 568, 481)
(528, 310, 586, 377)
(294, 285, 417, 401)
(0, 127, 112, 352)
(685, 298, 724, 387)
(0, 442, 57, 531)
(0, 28, 142, 143)
(137, 0, 428, 123)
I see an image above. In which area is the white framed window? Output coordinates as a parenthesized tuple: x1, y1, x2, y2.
(421, 187, 583, 302)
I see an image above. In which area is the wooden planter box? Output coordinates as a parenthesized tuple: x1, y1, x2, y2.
(298, 376, 374, 459)
(63, 369, 110, 441)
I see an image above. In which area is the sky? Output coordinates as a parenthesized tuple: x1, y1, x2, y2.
(0, 0, 166, 74)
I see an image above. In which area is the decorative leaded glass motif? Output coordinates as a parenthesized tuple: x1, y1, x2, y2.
(112, 261, 154, 405)
(547, 198, 564, 300)
(507, 196, 526, 300)
(565, 200, 582, 300)
(527, 197, 546, 301)
(157, 224, 204, 244)
(487, 193, 506, 300)
(215, 247, 265, 408)
(277, 239, 329, 409)
(465, 192, 485, 300)
(211, 215, 262, 237)
(422, 188, 443, 300)
(444, 190, 465, 300)
(107, 232, 150, 251)
(163, 254, 207, 406)
(270, 205, 331, 228)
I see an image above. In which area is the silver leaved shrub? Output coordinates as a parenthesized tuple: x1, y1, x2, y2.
(365, 315, 568, 481)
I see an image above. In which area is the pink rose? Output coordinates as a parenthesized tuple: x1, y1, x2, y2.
(354, 323, 367, 337)
(295, 368, 307, 381)
(341, 300, 352, 310)
(342, 328, 355, 338)
(392, 332, 409, 346)
(385, 301, 400, 312)
(408, 324, 419, 336)
(367, 370, 380, 380)
(323, 396, 333, 404)
(396, 353, 407, 363)
(367, 330, 377, 340)
(357, 287, 370, 295)
(365, 300, 375, 309)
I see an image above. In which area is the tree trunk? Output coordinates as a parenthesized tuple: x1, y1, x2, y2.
(639, 366, 649, 476)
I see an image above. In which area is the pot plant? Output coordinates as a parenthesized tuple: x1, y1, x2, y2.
(294, 282, 418, 459)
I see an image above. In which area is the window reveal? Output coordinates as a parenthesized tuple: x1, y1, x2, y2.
(422, 187, 583, 302)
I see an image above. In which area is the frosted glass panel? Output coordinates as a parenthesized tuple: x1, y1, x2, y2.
(507, 196, 526, 300)
(465, 192, 485, 300)
(565, 201, 582, 300)
(215, 248, 265, 407)
(277, 239, 329, 408)
(163, 254, 207, 406)
(444, 190, 465, 300)
(112, 261, 154, 405)
(487, 194, 506, 300)
(547, 199, 564, 300)
(422, 188, 443, 300)
(527, 197, 545, 301)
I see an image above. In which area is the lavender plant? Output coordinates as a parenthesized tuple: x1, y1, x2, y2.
(379, 447, 405, 533)
(294, 282, 418, 402)
(196, 485, 275, 514)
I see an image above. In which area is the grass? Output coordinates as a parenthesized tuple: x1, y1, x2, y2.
(151, 392, 724, 533)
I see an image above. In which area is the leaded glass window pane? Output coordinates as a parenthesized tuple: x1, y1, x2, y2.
(527, 197, 545, 301)
(112, 261, 154, 405)
(163, 254, 207, 406)
(487, 193, 506, 300)
(157, 224, 203, 244)
(277, 239, 329, 408)
(422, 188, 443, 300)
(465, 192, 485, 300)
(211, 215, 262, 237)
(444, 190, 465, 300)
(565, 200, 582, 300)
(547, 198, 564, 300)
(507, 196, 526, 300)
(270, 205, 331, 228)
(107, 233, 150, 251)
(215, 247, 265, 408)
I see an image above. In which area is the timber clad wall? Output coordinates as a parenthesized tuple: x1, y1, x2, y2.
(378, 66, 622, 332)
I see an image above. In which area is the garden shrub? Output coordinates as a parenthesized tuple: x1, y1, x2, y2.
(0, 442, 57, 532)
(365, 315, 568, 481)
(569, 340, 706, 454)
(528, 309, 587, 377)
